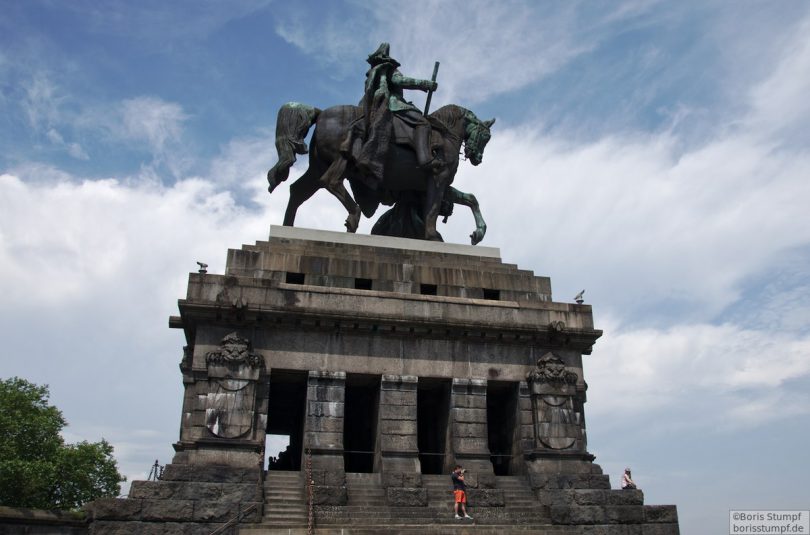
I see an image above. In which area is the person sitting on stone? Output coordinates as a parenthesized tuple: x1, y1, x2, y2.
(451, 465, 473, 520)
(621, 467, 637, 490)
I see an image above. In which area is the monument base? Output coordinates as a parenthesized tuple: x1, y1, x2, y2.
(85, 226, 678, 534)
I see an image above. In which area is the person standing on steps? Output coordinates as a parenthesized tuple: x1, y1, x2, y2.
(452, 465, 473, 520)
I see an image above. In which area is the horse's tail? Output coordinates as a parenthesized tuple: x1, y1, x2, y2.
(267, 102, 321, 193)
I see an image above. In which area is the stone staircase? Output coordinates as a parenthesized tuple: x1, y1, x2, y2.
(241, 471, 557, 534)
(259, 470, 308, 528)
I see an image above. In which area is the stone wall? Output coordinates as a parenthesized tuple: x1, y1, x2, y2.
(86, 465, 262, 534)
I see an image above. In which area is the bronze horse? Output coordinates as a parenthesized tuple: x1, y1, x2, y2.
(267, 103, 493, 244)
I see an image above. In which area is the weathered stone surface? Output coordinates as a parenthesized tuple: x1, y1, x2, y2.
(380, 434, 418, 451)
(307, 400, 344, 418)
(140, 499, 194, 521)
(531, 472, 611, 490)
(607, 489, 644, 505)
(304, 416, 344, 433)
(572, 490, 606, 506)
(581, 526, 644, 535)
(380, 390, 417, 405)
(127, 481, 260, 503)
(451, 437, 489, 453)
(452, 422, 488, 438)
(550, 505, 607, 525)
(605, 505, 646, 524)
(86, 498, 143, 520)
(451, 395, 487, 409)
(192, 501, 260, 523)
(160, 464, 260, 483)
(304, 431, 343, 448)
(380, 404, 416, 420)
(311, 485, 348, 505)
(644, 505, 678, 523)
(89, 521, 188, 535)
(307, 385, 345, 402)
(466, 488, 504, 506)
(380, 419, 417, 435)
(451, 408, 487, 423)
(382, 472, 422, 488)
(641, 524, 681, 535)
(311, 469, 346, 487)
(386, 487, 428, 506)
(191, 500, 233, 522)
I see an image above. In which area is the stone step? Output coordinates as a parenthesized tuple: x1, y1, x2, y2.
(266, 504, 307, 512)
(262, 516, 308, 524)
(240, 525, 559, 535)
(313, 517, 551, 526)
(266, 489, 305, 495)
(262, 470, 309, 527)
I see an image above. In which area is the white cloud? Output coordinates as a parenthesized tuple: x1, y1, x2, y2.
(0, 133, 355, 483)
(273, 0, 659, 103)
(586, 318, 810, 426)
(745, 17, 810, 144)
(121, 97, 188, 155)
(46, 128, 89, 160)
(23, 73, 62, 130)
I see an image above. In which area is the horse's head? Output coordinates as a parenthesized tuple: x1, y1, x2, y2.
(463, 114, 495, 166)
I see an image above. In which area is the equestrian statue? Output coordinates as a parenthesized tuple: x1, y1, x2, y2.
(267, 42, 494, 244)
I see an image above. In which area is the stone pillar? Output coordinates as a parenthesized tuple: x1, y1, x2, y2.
(449, 379, 505, 503)
(303, 370, 348, 505)
(517, 380, 534, 460)
(378, 375, 426, 506)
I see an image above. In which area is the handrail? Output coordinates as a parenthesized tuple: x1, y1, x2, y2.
(306, 448, 314, 535)
(208, 502, 259, 535)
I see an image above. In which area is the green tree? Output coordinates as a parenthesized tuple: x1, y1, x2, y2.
(0, 377, 125, 509)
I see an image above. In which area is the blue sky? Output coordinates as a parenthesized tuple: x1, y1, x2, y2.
(2, 1, 810, 533)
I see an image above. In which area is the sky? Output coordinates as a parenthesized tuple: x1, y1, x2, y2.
(1, 1, 809, 532)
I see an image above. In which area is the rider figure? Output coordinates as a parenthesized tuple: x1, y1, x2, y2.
(352, 42, 442, 185)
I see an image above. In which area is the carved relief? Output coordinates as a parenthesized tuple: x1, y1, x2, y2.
(526, 352, 584, 451)
(203, 333, 264, 439)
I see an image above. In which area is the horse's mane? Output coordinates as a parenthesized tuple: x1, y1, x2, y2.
(429, 104, 469, 131)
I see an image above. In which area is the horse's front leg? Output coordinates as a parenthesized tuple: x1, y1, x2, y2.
(445, 186, 487, 245)
(320, 157, 361, 232)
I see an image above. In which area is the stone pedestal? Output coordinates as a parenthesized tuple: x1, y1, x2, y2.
(85, 225, 679, 534)
(303, 371, 348, 505)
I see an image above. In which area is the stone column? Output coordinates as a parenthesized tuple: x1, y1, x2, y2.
(378, 375, 426, 506)
(449, 378, 503, 505)
(303, 370, 347, 505)
(516, 380, 534, 467)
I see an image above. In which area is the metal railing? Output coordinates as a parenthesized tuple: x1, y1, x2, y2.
(147, 459, 164, 481)
(306, 448, 314, 535)
(208, 502, 259, 535)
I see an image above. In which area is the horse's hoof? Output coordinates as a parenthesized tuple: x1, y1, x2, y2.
(345, 213, 360, 233)
(426, 231, 444, 242)
(470, 229, 485, 245)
